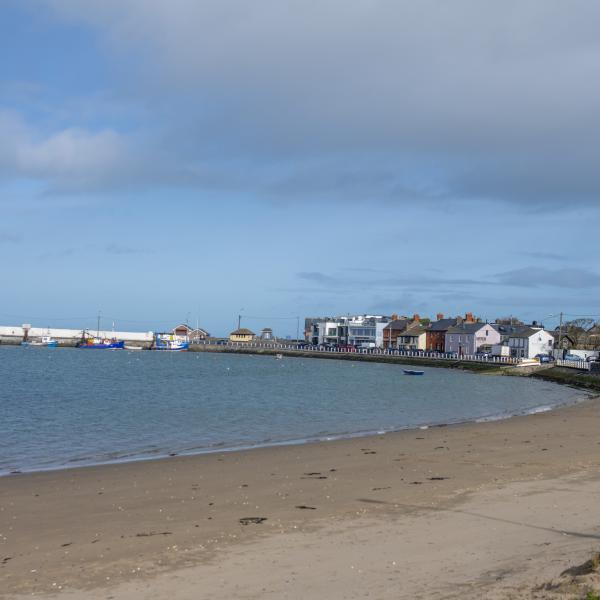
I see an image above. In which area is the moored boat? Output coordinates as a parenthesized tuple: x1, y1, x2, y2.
(22, 336, 58, 348)
(78, 337, 125, 349)
(153, 334, 189, 351)
(403, 369, 424, 375)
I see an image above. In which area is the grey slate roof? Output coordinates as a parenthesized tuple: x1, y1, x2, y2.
(401, 324, 426, 337)
(508, 327, 547, 339)
(446, 322, 496, 335)
(427, 318, 458, 332)
(384, 319, 412, 331)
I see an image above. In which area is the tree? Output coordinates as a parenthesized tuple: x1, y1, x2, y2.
(563, 319, 595, 348)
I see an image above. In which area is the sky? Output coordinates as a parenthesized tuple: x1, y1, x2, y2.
(1, 0, 599, 336)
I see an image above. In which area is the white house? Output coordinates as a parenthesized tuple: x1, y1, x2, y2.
(507, 327, 554, 359)
(445, 323, 501, 355)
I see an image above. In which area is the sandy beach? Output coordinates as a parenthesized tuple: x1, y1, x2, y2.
(2, 395, 600, 599)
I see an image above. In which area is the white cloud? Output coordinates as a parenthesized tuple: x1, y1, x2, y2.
(0, 109, 136, 190)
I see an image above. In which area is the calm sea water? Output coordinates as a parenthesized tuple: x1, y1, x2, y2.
(0, 346, 582, 474)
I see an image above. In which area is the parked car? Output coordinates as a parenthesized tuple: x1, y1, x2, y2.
(586, 355, 600, 362)
(535, 354, 554, 363)
(564, 354, 582, 361)
(216, 339, 229, 345)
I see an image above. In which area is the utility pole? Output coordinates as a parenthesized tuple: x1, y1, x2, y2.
(558, 311, 564, 351)
(97, 311, 101, 337)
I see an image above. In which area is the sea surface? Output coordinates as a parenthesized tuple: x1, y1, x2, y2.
(0, 346, 583, 475)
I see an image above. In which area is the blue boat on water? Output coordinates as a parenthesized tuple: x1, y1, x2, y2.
(403, 369, 425, 376)
(78, 337, 125, 349)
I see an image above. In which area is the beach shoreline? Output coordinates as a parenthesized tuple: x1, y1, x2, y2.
(2, 394, 600, 599)
(1, 386, 587, 479)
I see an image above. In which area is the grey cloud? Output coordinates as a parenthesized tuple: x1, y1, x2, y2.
(297, 272, 343, 286)
(105, 243, 146, 255)
(297, 270, 492, 290)
(37, 247, 77, 260)
(496, 267, 600, 288)
(7, 1, 598, 207)
(0, 232, 23, 243)
(521, 251, 569, 262)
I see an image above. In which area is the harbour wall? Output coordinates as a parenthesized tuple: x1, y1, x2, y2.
(0, 325, 154, 347)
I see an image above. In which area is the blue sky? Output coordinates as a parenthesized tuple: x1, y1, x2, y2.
(1, 0, 599, 336)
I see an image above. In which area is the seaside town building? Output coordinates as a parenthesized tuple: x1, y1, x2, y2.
(382, 315, 413, 348)
(396, 322, 428, 351)
(507, 327, 555, 359)
(260, 327, 274, 341)
(306, 315, 392, 347)
(229, 328, 256, 342)
(445, 322, 501, 355)
(171, 323, 210, 342)
(425, 314, 459, 352)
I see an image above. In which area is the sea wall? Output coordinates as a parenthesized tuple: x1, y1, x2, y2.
(0, 325, 154, 346)
(188, 343, 509, 373)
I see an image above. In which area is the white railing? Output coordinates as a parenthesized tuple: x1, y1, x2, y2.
(556, 359, 591, 371)
(192, 341, 519, 364)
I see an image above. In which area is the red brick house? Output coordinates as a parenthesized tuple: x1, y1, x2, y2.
(382, 315, 417, 348)
(425, 313, 459, 352)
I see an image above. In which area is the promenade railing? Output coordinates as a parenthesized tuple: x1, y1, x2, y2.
(555, 359, 591, 371)
(193, 341, 522, 365)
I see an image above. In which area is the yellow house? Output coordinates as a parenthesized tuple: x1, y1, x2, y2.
(229, 328, 256, 343)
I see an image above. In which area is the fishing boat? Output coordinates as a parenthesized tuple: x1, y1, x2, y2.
(21, 336, 58, 348)
(78, 337, 125, 349)
(153, 334, 189, 352)
(403, 369, 424, 376)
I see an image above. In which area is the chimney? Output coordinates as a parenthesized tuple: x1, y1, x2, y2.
(465, 312, 474, 323)
(436, 313, 444, 321)
(413, 313, 420, 323)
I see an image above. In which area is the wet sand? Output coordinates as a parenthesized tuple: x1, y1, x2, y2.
(2, 396, 600, 599)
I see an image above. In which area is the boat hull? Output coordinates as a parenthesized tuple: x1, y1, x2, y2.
(154, 342, 189, 352)
(21, 340, 58, 348)
(79, 341, 125, 349)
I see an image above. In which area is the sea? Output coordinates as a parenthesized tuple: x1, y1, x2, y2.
(0, 346, 583, 475)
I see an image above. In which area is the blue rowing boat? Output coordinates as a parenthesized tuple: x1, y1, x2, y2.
(403, 369, 424, 375)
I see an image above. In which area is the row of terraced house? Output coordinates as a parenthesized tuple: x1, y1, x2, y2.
(305, 313, 555, 359)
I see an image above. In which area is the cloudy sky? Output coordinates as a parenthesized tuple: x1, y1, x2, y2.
(1, 0, 599, 335)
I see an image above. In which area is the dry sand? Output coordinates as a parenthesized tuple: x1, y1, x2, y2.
(2, 396, 600, 599)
